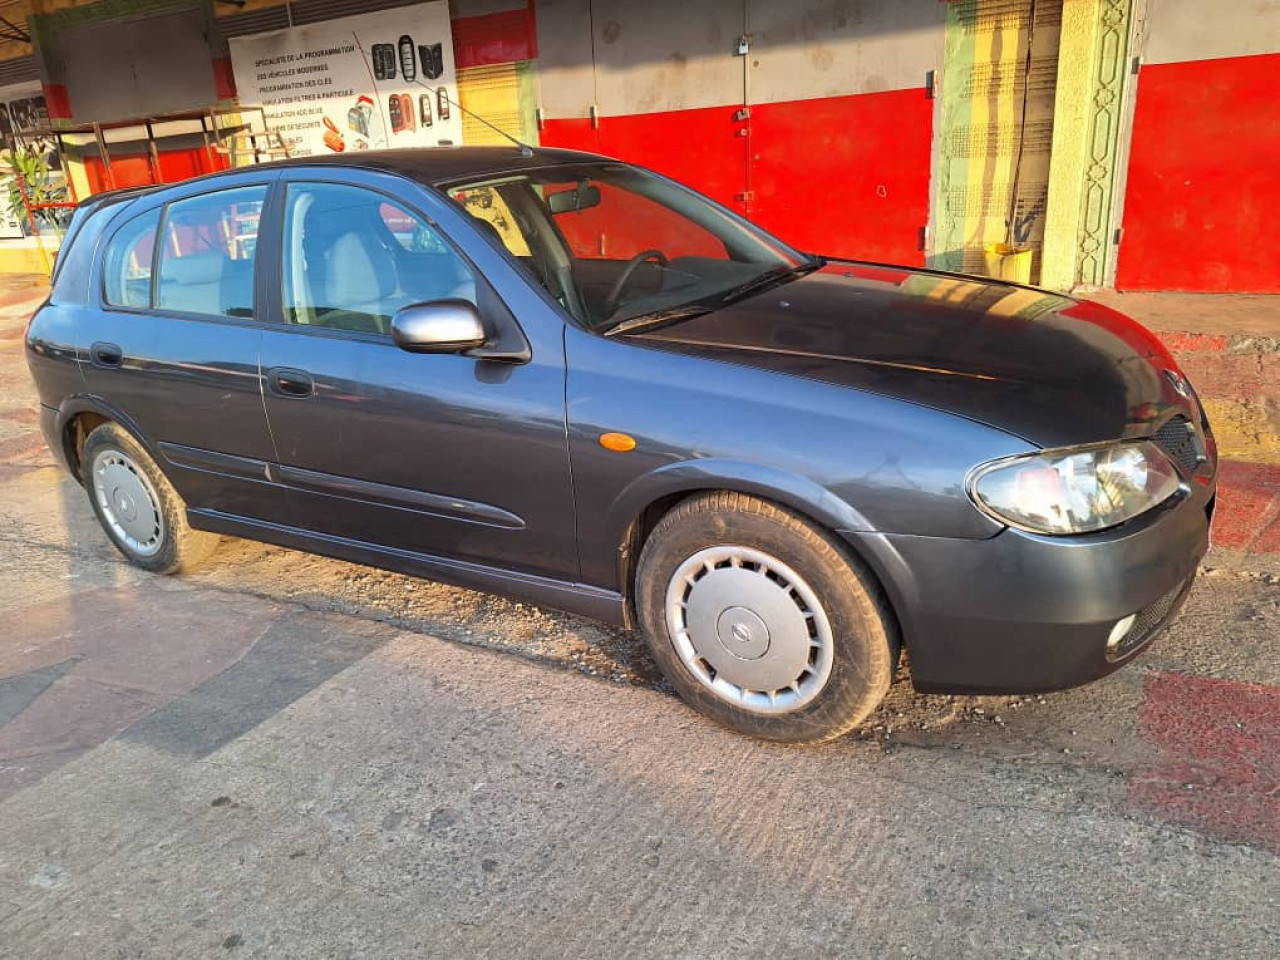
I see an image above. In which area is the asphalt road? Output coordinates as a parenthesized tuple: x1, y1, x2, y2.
(1, 288, 1277, 958)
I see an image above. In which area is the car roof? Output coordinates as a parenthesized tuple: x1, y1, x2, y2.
(197, 145, 611, 190)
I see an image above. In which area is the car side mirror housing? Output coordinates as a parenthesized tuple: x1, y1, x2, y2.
(390, 300, 487, 354)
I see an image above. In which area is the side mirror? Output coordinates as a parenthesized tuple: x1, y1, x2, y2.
(390, 300, 487, 354)
(548, 184, 602, 215)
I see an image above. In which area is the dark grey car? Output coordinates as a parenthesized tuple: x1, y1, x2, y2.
(26, 147, 1216, 742)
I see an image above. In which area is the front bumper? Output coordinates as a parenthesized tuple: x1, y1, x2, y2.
(843, 483, 1214, 695)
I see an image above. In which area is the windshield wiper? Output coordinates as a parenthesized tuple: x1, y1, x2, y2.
(600, 256, 825, 337)
(602, 304, 714, 337)
(718, 256, 825, 306)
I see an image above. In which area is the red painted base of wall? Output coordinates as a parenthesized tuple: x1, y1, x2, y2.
(541, 87, 931, 267)
(83, 148, 229, 195)
(750, 88, 931, 266)
(1117, 52, 1280, 293)
(541, 104, 748, 211)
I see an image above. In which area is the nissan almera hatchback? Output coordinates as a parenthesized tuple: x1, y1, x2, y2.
(26, 147, 1216, 742)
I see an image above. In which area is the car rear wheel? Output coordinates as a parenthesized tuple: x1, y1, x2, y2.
(82, 422, 219, 574)
(636, 492, 898, 743)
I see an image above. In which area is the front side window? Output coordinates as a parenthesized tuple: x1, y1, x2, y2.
(102, 207, 160, 308)
(282, 182, 476, 335)
(156, 186, 266, 318)
(445, 164, 807, 331)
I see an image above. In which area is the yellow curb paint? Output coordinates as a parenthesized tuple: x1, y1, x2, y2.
(1203, 398, 1280, 464)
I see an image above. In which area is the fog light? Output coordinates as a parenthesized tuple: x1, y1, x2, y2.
(1105, 614, 1138, 659)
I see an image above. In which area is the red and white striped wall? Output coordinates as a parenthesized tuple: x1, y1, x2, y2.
(1116, 0, 1280, 293)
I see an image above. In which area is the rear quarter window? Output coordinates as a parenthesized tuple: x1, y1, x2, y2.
(103, 208, 160, 309)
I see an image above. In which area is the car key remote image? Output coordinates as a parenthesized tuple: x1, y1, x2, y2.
(398, 35, 416, 83)
(372, 44, 396, 81)
(388, 93, 405, 133)
(398, 93, 415, 132)
(437, 86, 450, 121)
(419, 93, 433, 127)
(420, 43, 443, 80)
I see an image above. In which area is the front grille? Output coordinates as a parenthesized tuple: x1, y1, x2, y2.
(1108, 576, 1195, 661)
(1153, 415, 1203, 475)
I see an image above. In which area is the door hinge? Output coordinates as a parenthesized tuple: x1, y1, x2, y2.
(1131, 55, 1143, 75)
(535, 106, 544, 130)
(1113, 227, 1124, 246)
(589, 103, 599, 129)
(925, 69, 937, 99)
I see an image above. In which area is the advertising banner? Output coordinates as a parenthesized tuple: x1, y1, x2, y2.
(0, 81, 55, 240)
(228, 1, 462, 158)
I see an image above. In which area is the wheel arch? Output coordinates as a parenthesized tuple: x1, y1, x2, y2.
(56, 396, 154, 483)
(609, 459, 880, 629)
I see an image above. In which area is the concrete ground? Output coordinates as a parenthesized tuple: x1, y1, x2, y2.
(0, 279, 1277, 958)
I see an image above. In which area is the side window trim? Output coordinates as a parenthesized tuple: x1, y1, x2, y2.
(154, 184, 268, 320)
(150, 202, 168, 310)
(99, 203, 162, 311)
(269, 168, 533, 356)
(95, 175, 282, 323)
(278, 179, 480, 337)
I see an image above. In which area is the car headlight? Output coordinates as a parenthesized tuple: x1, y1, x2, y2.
(968, 441, 1183, 535)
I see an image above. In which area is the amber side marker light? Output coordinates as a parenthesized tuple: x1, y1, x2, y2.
(599, 432, 637, 452)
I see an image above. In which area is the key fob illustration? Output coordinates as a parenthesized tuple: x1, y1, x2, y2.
(398, 93, 415, 132)
(372, 44, 396, 81)
(437, 86, 450, 121)
(420, 43, 444, 80)
(398, 35, 416, 83)
(347, 105, 368, 137)
(388, 93, 404, 133)
(419, 93, 433, 127)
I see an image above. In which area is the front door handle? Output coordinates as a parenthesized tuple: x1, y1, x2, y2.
(267, 367, 314, 399)
(90, 341, 123, 368)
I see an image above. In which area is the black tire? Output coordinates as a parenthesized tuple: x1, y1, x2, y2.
(81, 422, 219, 574)
(636, 492, 898, 743)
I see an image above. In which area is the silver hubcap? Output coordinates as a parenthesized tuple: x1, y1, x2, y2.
(665, 546, 834, 714)
(92, 448, 164, 558)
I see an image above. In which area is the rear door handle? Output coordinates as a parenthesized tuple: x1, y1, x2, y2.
(90, 341, 123, 368)
(267, 367, 314, 399)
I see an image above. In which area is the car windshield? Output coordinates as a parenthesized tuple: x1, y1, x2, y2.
(444, 163, 817, 332)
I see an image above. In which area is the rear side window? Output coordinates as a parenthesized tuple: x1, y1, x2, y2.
(157, 186, 266, 318)
(102, 208, 159, 308)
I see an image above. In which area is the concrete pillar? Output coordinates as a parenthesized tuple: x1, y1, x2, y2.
(1041, 0, 1132, 291)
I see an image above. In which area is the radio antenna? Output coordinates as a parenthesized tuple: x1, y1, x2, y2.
(414, 79, 534, 157)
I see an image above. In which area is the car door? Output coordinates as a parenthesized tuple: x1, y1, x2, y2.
(256, 172, 577, 580)
(79, 175, 291, 525)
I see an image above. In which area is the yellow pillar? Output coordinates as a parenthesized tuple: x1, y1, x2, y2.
(1041, 0, 1103, 291)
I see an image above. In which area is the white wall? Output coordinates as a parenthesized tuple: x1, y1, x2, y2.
(1142, 0, 1280, 64)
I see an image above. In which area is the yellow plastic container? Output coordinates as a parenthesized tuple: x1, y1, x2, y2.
(983, 243, 1033, 284)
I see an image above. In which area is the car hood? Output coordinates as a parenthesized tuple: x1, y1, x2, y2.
(621, 262, 1190, 448)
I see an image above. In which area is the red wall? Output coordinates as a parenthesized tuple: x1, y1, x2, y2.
(83, 147, 228, 194)
(1117, 52, 1280, 293)
(542, 103, 749, 211)
(750, 88, 932, 265)
(541, 87, 932, 267)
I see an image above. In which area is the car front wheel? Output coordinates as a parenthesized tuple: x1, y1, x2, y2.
(636, 492, 898, 743)
(82, 422, 219, 574)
